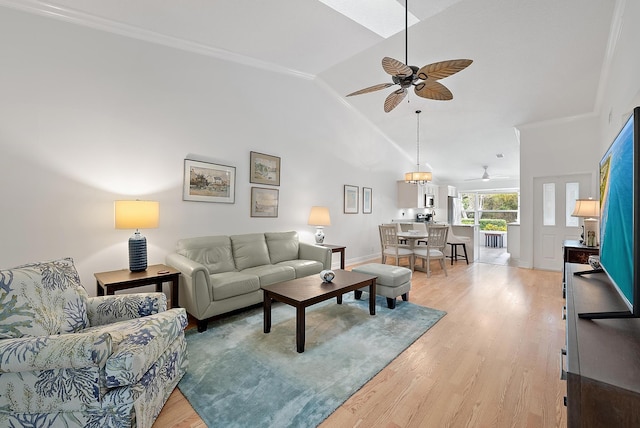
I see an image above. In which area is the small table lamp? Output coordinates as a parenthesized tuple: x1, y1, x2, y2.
(571, 198, 600, 247)
(115, 200, 159, 272)
(308, 206, 331, 244)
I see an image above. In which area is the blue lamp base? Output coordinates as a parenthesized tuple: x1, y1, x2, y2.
(128, 231, 148, 272)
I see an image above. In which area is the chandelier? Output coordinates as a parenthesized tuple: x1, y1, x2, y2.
(404, 110, 432, 184)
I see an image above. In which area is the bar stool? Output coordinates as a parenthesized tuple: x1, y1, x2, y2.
(447, 225, 469, 265)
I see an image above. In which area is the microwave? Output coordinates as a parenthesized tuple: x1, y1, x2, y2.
(424, 194, 435, 208)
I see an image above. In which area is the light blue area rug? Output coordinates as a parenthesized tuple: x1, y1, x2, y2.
(178, 294, 446, 428)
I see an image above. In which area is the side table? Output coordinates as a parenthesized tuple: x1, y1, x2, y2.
(94, 264, 181, 308)
(562, 239, 599, 297)
(322, 244, 346, 270)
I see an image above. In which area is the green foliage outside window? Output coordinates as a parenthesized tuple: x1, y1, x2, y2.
(461, 218, 507, 231)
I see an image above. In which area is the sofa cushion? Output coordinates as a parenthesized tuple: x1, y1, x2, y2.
(276, 260, 324, 278)
(265, 231, 300, 264)
(0, 258, 89, 339)
(210, 271, 261, 300)
(176, 236, 235, 274)
(230, 233, 271, 271)
(242, 264, 296, 286)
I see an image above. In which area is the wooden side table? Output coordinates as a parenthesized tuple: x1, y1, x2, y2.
(562, 240, 599, 297)
(322, 244, 346, 269)
(94, 264, 181, 308)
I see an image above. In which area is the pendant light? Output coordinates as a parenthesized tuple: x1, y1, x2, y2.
(404, 110, 432, 184)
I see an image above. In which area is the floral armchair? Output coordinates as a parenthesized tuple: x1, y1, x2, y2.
(0, 258, 188, 427)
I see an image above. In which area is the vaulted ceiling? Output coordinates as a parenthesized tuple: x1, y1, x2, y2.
(1, 0, 618, 185)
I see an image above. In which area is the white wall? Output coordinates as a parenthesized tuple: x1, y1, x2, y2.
(0, 8, 410, 294)
(517, 0, 640, 269)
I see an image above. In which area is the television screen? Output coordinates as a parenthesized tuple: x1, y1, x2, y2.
(597, 107, 638, 316)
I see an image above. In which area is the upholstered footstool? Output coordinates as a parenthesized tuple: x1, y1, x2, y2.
(352, 263, 412, 309)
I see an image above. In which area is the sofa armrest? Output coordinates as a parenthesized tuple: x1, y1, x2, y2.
(166, 253, 210, 284)
(299, 242, 332, 270)
(0, 332, 112, 373)
(87, 293, 167, 326)
(166, 253, 213, 317)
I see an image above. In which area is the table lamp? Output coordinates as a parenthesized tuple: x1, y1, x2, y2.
(571, 198, 600, 247)
(308, 206, 331, 244)
(115, 200, 159, 272)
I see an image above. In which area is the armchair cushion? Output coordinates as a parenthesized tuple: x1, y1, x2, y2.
(0, 258, 89, 339)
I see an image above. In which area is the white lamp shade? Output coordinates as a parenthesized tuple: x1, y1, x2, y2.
(571, 199, 600, 218)
(404, 171, 432, 183)
(114, 200, 160, 229)
(308, 206, 331, 226)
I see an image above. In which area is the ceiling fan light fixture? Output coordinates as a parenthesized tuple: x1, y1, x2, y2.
(481, 165, 490, 181)
(344, 0, 472, 112)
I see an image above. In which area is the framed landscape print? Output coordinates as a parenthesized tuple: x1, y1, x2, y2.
(363, 187, 372, 214)
(183, 159, 235, 203)
(344, 185, 359, 214)
(250, 151, 281, 186)
(251, 187, 279, 217)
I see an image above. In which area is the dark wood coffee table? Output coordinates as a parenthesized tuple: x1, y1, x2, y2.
(261, 269, 377, 353)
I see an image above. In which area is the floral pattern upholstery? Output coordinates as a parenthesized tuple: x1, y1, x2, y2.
(0, 258, 188, 428)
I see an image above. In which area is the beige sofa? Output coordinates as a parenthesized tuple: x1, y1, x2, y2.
(166, 231, 331, 332)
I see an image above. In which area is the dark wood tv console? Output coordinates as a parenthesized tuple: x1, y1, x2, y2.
(564, 263, 640, 427)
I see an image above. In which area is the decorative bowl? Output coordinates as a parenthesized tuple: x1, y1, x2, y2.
(320, 269, 335, 283)
(588, 255, 601, 270)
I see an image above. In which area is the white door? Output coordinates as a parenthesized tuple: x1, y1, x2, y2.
(533, 174, 592, 270)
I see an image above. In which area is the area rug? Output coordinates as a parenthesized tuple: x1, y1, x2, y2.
(178, 294, 446, 428)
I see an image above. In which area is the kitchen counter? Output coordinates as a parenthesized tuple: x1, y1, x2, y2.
(450, 225, 478, 262)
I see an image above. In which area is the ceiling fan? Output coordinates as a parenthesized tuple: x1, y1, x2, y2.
(346, 0, 472, 113)
(465, 166, 510, 182)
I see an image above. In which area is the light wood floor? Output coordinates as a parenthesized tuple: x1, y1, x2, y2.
(153, 259, 567, 428)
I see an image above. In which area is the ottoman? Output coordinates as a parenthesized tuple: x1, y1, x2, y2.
(352, 263, 412, 309)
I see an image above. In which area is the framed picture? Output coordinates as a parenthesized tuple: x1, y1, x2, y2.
(344, 185, 359, 214)
(251, 187, 279, 217)
(250, 151, 281, 186)
(183, 159, 235, 203)
(363, 187, 372, 214)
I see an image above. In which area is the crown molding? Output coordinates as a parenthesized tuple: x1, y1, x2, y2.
(0, 0, 315, 81)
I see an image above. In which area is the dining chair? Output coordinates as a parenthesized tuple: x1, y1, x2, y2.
(413, 224, 448, 277)
(379, 224, 414, 270)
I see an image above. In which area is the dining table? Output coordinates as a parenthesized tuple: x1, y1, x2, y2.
(397, 231, 428, 249)
(397, 231, 429, 272)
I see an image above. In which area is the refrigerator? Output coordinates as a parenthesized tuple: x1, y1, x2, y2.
(448, 196, 463, 225)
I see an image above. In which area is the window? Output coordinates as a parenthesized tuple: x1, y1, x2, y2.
(566, 182, 579, 227)
(460, 192, 519, 230)
(543, 183, 555, 226)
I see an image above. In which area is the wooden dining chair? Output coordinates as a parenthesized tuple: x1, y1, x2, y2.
(379, 224, 414, 270)
(413, 224, 448, 277)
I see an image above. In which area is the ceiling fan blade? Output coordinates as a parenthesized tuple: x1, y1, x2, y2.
(382, 57, 413, 77)
(384, 88, 407, 112)
(414, 79, 453, 100)
(346, 83, 395, 97)
(416, 59, 473, 81)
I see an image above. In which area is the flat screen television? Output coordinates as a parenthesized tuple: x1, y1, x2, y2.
(578, 106, 640, 319)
